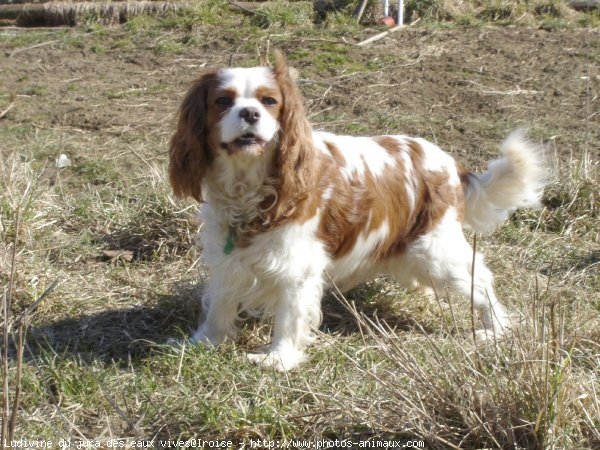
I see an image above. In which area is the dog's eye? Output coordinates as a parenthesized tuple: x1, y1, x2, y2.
(215, 96, 233, 107)
(262, 96, 278, 106)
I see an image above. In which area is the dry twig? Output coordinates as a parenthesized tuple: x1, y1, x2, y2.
(356, 25, 403, 47)
(8, 39, 58, 58)
(0, 101, 15, 119)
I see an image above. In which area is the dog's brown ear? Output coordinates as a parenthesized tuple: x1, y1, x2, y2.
(272, 49, 299, 81)
(270, 51, 318, 219)
(169, 72, 218, 202)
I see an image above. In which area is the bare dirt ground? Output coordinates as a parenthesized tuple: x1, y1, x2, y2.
(3, 26, 598, 167)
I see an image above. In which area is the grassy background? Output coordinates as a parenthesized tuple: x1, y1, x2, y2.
(1, 0, 599, 447)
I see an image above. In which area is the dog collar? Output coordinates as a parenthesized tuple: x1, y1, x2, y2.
(224, 226, 237, 255)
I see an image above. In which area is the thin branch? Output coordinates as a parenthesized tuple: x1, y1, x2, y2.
(470, 234, 477, 343)
(8, 322, 24, 442)
(226, 0, 256, 16)
(1, 288, 9, 447)
(175, 340, 186, 382)
(7, 277, 59, 441)
(16, 278, 61, 327)
(100, 387, 142, 435)
(356, 25, 403, 47)
(8, 39, 58, 58)
(470, 234, 481, 371)
(1, 206, 20, 446)
(0, 101, 15, 120)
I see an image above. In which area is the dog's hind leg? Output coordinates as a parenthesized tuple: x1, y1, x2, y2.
(407, 209, 511, 340)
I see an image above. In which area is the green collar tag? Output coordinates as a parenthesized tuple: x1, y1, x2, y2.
(224, 227, 237, 255)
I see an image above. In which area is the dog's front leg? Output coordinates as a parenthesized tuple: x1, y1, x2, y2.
(247, 276, 323, 371)
(191, 284, 239, 347)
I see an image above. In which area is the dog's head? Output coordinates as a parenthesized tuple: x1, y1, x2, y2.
(169, 52, 314, 205)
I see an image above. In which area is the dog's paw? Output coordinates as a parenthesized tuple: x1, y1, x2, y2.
(190, 328, 223, 348)
(247, 348, 305, 372)
(167, 328, 223, 349)
(474, 327, 507, 344)
(165, 336, 209, 350)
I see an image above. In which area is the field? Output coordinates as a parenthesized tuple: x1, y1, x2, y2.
(1, 1, 599, 447)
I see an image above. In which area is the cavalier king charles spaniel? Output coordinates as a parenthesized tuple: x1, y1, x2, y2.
(169, 52, 545, 371)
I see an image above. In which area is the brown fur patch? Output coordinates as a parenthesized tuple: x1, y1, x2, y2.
(325, 141, 347, 166)
(255, 86, 283, 120)
(169, 71, 221, 202)
(377, 138, 457, 257)
(317, 141, 365, 257)
(317, 137, 460, 260)
(374, 135, 401, 156)
(259, 52, 321, 225)
(456, 164, 471, 221)
(215, 87, 238, 102)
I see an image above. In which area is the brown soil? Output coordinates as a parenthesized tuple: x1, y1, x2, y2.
(2, 26, 598, 169)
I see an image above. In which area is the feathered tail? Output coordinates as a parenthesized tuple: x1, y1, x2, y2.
(462, 131, 546, 235)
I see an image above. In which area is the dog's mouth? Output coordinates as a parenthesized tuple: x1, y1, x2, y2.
(235, 132, 265, 147)
(222, 133, 267, 154)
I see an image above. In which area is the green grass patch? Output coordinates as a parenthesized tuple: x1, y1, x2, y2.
(160, 0, 232, 29)
(250, 1, 315, 29)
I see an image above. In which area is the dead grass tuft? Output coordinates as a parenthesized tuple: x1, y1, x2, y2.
(405, 0, 584, 26)
(540, 159, 599, 239)
(323, 260, 600, 448)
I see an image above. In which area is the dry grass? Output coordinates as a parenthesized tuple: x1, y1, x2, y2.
(404, 0, 594, 27)
(323, 257, 600, 448)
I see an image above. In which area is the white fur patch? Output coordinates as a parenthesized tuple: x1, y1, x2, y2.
(315, 131, 396, 180)
(198, 212, 329, 354)
(219, 67, 276, 96)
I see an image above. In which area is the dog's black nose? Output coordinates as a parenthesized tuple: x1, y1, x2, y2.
(239, 107, 260, 124)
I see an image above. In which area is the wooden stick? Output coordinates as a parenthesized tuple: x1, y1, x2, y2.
(0, 102, 15, 119)
(8, 39, 57, 57)
(0, 2, 185, 26)
(0, 1, 290, 26)
(226, 0, 256, 16)
(8, 278, 60, 440)
(356, 24, 403, 47)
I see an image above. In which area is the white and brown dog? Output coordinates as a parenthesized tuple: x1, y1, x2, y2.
(169, 53, 545, 371)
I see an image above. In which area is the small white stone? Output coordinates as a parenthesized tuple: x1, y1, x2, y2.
(56, 154, 72, 168)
